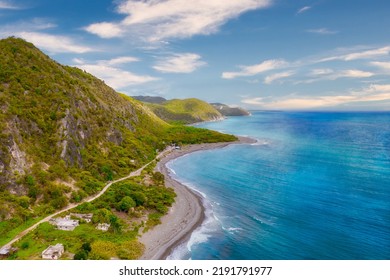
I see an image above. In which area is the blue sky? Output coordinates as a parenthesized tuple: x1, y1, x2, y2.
(1, 0, 390, 110)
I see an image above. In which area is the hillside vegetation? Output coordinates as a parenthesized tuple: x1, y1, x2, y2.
(138, 98, 224, 124)
(0, 37, 236, 255)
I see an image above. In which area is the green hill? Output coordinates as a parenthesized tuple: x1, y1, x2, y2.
(0, 37, 236, 255)
(141, 98, 224, 124)
(132, 96, 250, 119)
(132, 95, 167, 104)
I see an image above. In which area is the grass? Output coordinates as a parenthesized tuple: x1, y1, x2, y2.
(0, 217, 43, 247)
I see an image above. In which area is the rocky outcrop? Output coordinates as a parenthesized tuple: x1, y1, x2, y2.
(9, 139, 28, 176)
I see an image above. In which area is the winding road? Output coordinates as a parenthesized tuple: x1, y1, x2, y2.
(0, 147, 174, 253)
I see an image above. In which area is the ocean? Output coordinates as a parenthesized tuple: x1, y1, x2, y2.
(166, 111, 390, 260)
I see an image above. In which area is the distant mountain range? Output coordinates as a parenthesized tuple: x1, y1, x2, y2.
(210, 103, 250, 116)
(132, 96, 250, 123)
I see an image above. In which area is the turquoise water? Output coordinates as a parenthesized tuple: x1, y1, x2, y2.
(167, 111, 390, 260)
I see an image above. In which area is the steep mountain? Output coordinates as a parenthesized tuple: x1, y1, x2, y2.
(211, 103, 250, 116)
(0, 37, 236, 245)
(132, 95, 167, 104)
(140, 98, 224, 124)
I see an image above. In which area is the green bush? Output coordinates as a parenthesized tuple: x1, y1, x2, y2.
(116, 196, 136, 212)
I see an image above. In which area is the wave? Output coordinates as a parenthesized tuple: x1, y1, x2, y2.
(251, 138, 271, 146)
(167, 166, 176, 175)
(224, 227, 244, 233)
(167, 192, 221, 259)
(253, 215, 275, 226)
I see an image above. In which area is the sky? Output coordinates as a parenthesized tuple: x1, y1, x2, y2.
(1, 0, 390, 111)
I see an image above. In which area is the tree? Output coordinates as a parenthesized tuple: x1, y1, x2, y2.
(109, 215, 123, 233)
(131, 192, 147, 206)
(116, 196, 136, 212)
(82, 242, 91, 253)
(101, 165, 113, 181)
(92, 208, 112, 224)
(74, 250, 88, 260)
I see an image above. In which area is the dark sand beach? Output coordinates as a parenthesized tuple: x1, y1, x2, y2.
(139, 136, 255, 259)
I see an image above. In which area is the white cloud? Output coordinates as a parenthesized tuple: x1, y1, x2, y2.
(298, 69, 374, 84)
(74, 56, 140, 66)
(16, 32, 93, 53)
(307, 28, 338, 35)
(264, 71, 294, 84)
(241, 97, 264, 106)
(223, 44, 389, 85)
(1, 18, 57, 34)
(13, 18, 56, 30)
(85, 0, 272, 42)
(336, 70, 374, 78)
(370, 61, 390, 71)
(0, 18, 93, 54)
(153, 53, 206, 73)
(76, 64, 158, 89)
(26, 18, 57, 30)
(73, 56, 156, 88)
(72, 58, 85, 64)
(102, 56, 139, 65)
(0, 0, 20, 9)
(222, 59, 287, 79)
(367, 84, 390, 92)
(343, 47, 390, 61)
(84, 22, 124, 38)
(242, 84, 390, 109)
(309, 68, 334, 76)
(320, 46, 390, 62)
(297, 6, 311, 14)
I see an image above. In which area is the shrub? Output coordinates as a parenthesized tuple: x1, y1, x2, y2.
(117, 241, 145, 260)
(89, 240, 117, 260)
(116, 196, 136, 212)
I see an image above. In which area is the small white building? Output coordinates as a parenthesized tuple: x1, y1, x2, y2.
(49, 215, 79, 231)
(0, 246, 11, 258)
(0, 246, 10, 255)
(96, 223, 110, 231)
(42, 244, 64, 260)
(70, 213, 93, 223)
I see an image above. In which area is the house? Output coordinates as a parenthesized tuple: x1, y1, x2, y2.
(0, 246, 17, 259)
(42, 244, 64, 260)
(49, 215, 79, 231)
(70, 213, 93, 223)
(96, 223, 110, 231)
(0, 246, 10, 256)
(0, 246, 12, 259)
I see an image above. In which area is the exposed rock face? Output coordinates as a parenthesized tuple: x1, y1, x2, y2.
(9, 139, 28, 176)
(58, 109, 83, 166)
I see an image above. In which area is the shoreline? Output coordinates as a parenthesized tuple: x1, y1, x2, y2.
(139, 136, 256, 260)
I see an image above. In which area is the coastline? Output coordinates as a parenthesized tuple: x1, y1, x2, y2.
(139, 136, 256, 260)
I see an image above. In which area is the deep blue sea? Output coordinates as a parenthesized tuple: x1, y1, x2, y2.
(167, 111, 390, 260)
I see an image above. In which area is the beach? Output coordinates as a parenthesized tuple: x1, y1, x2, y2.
(139, 136, 255, 260)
